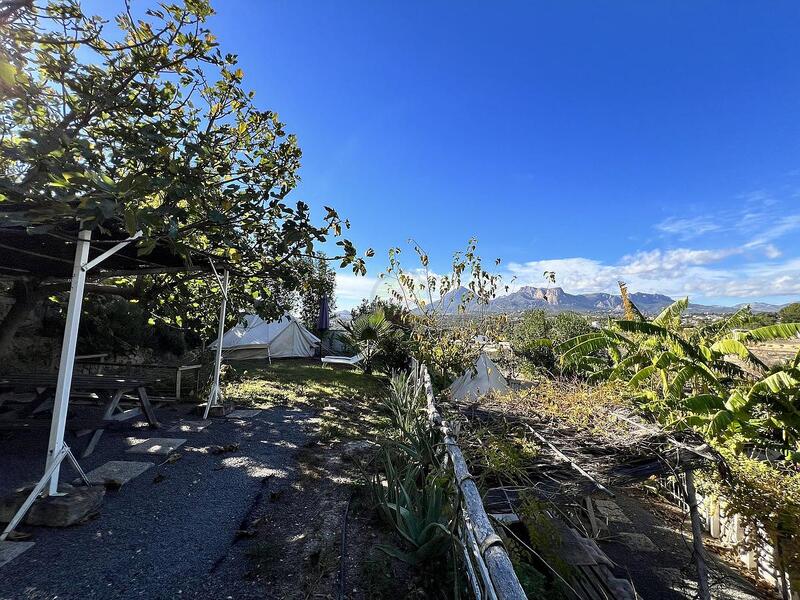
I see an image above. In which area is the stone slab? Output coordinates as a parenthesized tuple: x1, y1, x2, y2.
(168, 420, 211, 433)
(226, 409, 261, 419)
(0, 541, 35, 568)
(195, 403, 233, 417)
(125, 438, 186, 455)
(83, 461, 153, 487)
(0, 483, 104, 527)
(594, 499, 633, 524)
(615, 532, 658, 552)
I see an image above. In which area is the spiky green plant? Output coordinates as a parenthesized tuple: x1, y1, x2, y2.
(369, 447, 458, 566)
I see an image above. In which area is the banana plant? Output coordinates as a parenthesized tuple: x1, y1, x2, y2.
(683, 367, 800, 461)
(556, 289, 800, 461)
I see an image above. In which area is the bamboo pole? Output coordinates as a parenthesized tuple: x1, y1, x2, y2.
(419, 363, 526, 600)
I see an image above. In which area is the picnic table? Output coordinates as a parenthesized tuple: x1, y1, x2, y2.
(0, 373, 161, 457)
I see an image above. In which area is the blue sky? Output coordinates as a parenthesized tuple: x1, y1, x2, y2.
(105, 2, 800, 308)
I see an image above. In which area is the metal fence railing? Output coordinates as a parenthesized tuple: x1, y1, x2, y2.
(411, 360, 527, 600)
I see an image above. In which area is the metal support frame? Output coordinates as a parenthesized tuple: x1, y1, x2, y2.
(2, 227, 140, 539)
(203, 268, 229, 419)
(0, 444, 89, 541)
(45, 228, 92, 495)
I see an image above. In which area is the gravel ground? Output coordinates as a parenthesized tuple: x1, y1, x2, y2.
(0, 402, 316, 600)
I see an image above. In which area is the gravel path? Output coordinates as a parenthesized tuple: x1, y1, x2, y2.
(0, 403, 315, 600)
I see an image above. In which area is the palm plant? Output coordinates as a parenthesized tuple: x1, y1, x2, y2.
(557, 289, 800, 461)
(342, 309, 394, 373)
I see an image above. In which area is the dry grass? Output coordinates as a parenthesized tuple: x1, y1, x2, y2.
(222, 358, 387, 408)
(748, 339, 800, 366)
(485, 378, 634, 441)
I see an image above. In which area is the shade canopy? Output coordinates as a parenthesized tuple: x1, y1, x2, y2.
(213, 313, 320, 359)
(0, 224, 226, 279)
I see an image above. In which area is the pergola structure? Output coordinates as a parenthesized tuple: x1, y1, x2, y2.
(0, 223, 232, 540)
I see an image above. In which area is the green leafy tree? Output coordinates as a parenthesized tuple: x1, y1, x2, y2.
(297, 255, 336, 332)
(0, 0, 368, 354)
(381, 238, 508, 385)
(510, 309, 591, 372)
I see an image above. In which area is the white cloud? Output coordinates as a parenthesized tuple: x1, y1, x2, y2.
(655, 216, 721, 239)
(762, 244, 782, 260)
(746, 214, 800, 246)
(335, 273, 380, 309)
(503, 248, 800, 302)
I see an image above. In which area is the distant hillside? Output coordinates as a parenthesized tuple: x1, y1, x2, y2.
(488, 286, 674, 314)
(429, 286, 787, 315)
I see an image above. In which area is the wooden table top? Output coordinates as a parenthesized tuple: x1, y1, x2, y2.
(0, 373, 152, 390)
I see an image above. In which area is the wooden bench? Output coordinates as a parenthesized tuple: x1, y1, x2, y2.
(0, 374, 160, 456)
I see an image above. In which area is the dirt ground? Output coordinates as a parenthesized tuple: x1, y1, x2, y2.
(222, 360, 422, 600)
(749, 339, 800, 366)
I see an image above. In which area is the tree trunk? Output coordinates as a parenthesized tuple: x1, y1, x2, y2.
(0, 280, 45, 358)
(0, 279, 141, 358)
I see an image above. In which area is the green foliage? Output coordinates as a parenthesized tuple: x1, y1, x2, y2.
(460, 422, 539, 487)
(738, 323, 800, 342)
(366, 369, 460, 592)
(70, 296, 194, 356)
(0, 0, 369, 349)
(383, 372, 426, 438)
(510, 310, 592, 372)
(297, 255, 336, 333)
(779, 303, 800, 324)
(370, 448, 456, 567)
(349, 298, 414, 373)
(558, 295, 800, 461)
(342, 308, 395, 374)
(381, 238, 508, 385)
(700, 449, 800, 590)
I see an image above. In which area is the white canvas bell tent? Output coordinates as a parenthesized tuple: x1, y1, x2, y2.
(212, 313, 320, 360)
(447, 353, 510, 401)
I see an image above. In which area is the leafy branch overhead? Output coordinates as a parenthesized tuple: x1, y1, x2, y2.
(0, 0, 369, 276)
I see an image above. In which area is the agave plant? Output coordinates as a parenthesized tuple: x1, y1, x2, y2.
(369, 446, 459, 566)
(557, 288, 800, 461)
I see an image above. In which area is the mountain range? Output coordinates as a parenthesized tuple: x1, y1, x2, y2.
(434, 286, 789, 316)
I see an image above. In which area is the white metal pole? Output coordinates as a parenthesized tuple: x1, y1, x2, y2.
(204, 269, 229, 418)
(45, 228, 91, 496)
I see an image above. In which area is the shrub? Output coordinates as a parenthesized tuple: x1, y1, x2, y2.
(511, 310, 592, 372)
(349, 299, 415, 373)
